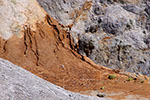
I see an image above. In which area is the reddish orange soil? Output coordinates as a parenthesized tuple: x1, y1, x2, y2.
(0, 15, 150, 99)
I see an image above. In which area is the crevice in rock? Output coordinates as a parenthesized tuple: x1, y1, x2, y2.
(3, 40, 8, 53)
(23, 25, 40, 66)
(23, 26, 28, 55)
(36, 23, 45, 39)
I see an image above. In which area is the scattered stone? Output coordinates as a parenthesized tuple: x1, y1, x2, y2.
(97, 93, 106, 98)
(61, 65, 65, 69)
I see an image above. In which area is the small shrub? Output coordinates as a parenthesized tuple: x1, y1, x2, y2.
(127, 77, 133, 81)
(141, 80, 144, 83)
(100, 86, 105, 90)
(108, 74, 116, 80)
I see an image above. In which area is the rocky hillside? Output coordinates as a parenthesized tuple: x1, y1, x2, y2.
(1, 0, 150, 99)
(38, 0, 150, 76)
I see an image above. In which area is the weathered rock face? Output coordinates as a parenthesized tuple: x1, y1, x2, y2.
(0, 0, 46, 40)
(38, 0, 150, 76)
(0, 58, 108, 100)
(2, 0, 150, 99)
(0, 0, 114, 94)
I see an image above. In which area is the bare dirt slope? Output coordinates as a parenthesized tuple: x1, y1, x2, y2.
(0, 58, 107, 100)
(0, 14, 150, 99)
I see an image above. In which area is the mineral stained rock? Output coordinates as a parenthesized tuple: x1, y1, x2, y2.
(0, 58, 108, 100)
(38, 0, 150, 76)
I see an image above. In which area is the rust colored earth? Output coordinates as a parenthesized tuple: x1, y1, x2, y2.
(0, 15, 150, 99)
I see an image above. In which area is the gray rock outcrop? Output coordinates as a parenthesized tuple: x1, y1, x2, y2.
(37, 0, 150, 76)
(0, 58, 109, 100)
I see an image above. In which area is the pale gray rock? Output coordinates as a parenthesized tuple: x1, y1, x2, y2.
(0, 0, 46, 40)
(37, 0, 87, 26)
(0, 58, 110, 100)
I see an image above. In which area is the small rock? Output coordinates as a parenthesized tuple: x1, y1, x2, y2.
(61, 65, 65, 69)
(97, 93, 106, 98)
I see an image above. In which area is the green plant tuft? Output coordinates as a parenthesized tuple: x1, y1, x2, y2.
(127, 77, 133, 81)
(141, 80, 144, 83)
(108, 74, 116, 80)
(100, 86, 105, 90)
